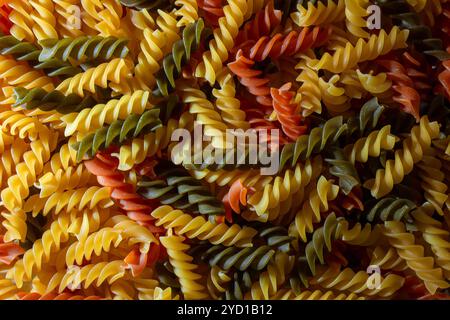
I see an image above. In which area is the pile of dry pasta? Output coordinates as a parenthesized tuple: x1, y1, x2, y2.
(0, 0, 449, 300)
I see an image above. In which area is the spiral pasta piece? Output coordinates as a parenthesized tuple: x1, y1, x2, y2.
(244, 252, 294, 299)
(291, 0, 345, 27)
(160, 234, 208, 299)
(311, 263, 405, 297)
(212, 70, 249, 129)
(417, 155, 449, 215)
(247, 156, 322, 217)
(6, 211, 73, 288)
(8, 0, 36, 42)
(289, 176, 339, 242)
(1, 130, 58, 242)
(308, 26, 409, 73)
(364, 116, 440, 198)
(151, 205, 257, 247)
(195, 0, 248, 84)
(411, 205, 450, 279)
(345, 125, 398, 164)
(45, 260, 127, 293)
(175, 0, 199, 27)
(271, 83, 307, 141)
(62, 90, 152, 136)
(384, 220, 449, 294)
(29, 0, 59, 41)
(56, 58, 133, 97)
(344, 0, 370, 38)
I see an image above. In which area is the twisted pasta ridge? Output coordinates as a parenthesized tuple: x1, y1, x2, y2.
(271, 83, 307, 141)
(6, 212, 72, 287)
(175, 0, 199, 27)
(46, 260, 127, 293)
(344, 0, 370, 38)
(376, 0, 450, 61)
(23, 186, 114, 216)
(302, 212, 340, 275)
(248, 156, 323, 216)
(228, 51, 272, 107)
(84, 153, 158, 227)
(195, 0, 248, 84)
(160, 234, 208, 300)
(289, 176, 339, 242)
(36, 164, 95, 198)
(120, 0, 174, 10)
(105, 215, 158, 252)
(56, 58, 133, 97)
(411, 204, 450, 278)
(235, 1, 281, 44)
(190, 167, 273, 190)
(45, 137, 79, 174)
(62, 90, 152, 136)
(0, 110, 48, 141)
(345, 125, 397, 164)
(376, 59, 420, 121)
(295, 53, 322, 116)
(0, 3, 12, 35)
(65, 228, 123, 266)
(240, 26, 330, 62)
(179, 82, 229, 148)
(364, 116, 440, 198)
(72, 108, 162, 161)
(116, 113, 193, 171)
(258, 225, 294, 252)
(325, 147, 360, 194)
(345, 96, 386, 137)
(369, 246, 408, 271)
(1, 130, 59, 242)
(207, 265, 231, 300)
(0, 141, 28, 188)
(0, 55, 55, 96)
(277, 289, 364, 300)
(336, 219, 383, 246)
(212, 70, 249, 129)
(154, 19, 205, 96)
(356, 70, 393, 94)
(318, 74, 351, 115)
(417, 155, 449, 215)
(384, 220, 449, 294)
(81, 0, 126, 38)
(39, 36, 129, 63)
(311, 264, 405, 297)
(245, 252, 294, 299)
(151, 205, 257, 247)
(138, 163, 225, 216)
(13, 87, 98, 114)
(8, 0, 35, 42)
(0, 279, 18, 300)
(122, 11, 180, 93)
(198, 0, 224, 26)
(0, 35, 81, 77)
(279, 116, 347, 171)
(308, 26, 409, 73)
(366, 197, 416, 223)
(52, 0, 86, 38)
(17, 292, 103, 300)
(291, 0, 345, 27)
(201, 244, 275, 271)
(29, 0, 58, 41)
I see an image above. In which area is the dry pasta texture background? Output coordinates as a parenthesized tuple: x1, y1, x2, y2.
(0, 0, 449, 300)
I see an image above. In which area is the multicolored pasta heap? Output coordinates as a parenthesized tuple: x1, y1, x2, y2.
(0, 0, 449, 300)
